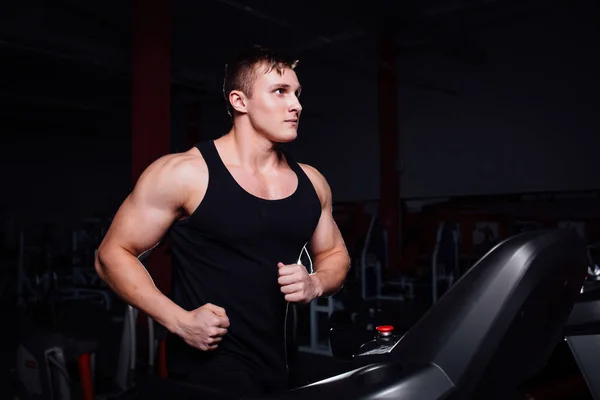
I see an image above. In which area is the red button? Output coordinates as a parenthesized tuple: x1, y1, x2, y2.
(376, 325, 394, 332)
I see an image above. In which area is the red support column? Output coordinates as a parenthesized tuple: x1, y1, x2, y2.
(131, 0, 172, 367)
(158, 339, 168, 378)
(377, 33, 402, 275)
(131, 0, 173, 295)
(77, 353, 94, 400)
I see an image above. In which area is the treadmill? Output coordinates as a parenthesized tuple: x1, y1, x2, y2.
(564, 244, 600, 400)
(140, 229, 592, 399)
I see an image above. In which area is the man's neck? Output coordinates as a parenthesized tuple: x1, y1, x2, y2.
(219, 125, 281, 173)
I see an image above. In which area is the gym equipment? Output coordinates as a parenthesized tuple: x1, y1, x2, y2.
(14, 243, 162, 399)
(431, 221, 460, 304)
(148, 316, 169, 378)
(135, 229, 590, 399)
(564, 260, 600, 400)
(295, 244, 336, 356)
(14, 303, 138, 400)
(353, 325, 403, 357)
(297, 297, 335, 356)
(16, 230, 46, 307)
(285, 231, 587, 399)
(286, 229, 588, 399)
(565, 305, 600, 398)
(360, 212, 415, 302)
(16, 231, 113, 311)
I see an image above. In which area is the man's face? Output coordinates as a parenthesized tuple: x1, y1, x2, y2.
(244, 65, 303, 143)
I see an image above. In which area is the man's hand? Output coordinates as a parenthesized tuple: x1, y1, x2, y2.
(178, 303, 230, 351)
(277, 262, 322, 304)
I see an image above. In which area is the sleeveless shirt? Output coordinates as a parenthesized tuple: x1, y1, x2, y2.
(165, 140, 322, 390)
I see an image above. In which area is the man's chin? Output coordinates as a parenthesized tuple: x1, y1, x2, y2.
(271, 132, 298, 144)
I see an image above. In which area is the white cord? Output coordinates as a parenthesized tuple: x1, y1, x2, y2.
(297, 243, 313, 273)
(285, 243, 313, 371)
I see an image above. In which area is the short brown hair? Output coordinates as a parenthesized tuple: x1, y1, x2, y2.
(222, 45, 299, 118)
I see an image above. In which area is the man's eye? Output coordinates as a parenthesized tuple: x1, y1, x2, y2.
(275, 88, 284, 95)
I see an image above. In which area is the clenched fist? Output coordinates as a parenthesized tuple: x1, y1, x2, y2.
(179, 303, 230, 351)
(277, 262, 321, 304)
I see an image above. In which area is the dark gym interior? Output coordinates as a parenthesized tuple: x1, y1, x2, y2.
(2, 0, 600, 399)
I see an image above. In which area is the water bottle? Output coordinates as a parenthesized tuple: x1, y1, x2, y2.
(354, 325, 402, 357)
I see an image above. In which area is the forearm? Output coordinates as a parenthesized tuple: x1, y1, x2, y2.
(95, 246, 188, 335)
(310, 251, 351, 297)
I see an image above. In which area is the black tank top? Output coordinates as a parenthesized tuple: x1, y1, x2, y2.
(165, 140, 321, 389)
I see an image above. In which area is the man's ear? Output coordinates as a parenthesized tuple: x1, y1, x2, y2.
(229, 90, 248, 114)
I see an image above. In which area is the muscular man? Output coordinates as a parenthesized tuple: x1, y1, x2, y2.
(95, 45, 350, 396)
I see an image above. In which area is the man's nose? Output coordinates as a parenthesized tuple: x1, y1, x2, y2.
(289, 98, 302, 114)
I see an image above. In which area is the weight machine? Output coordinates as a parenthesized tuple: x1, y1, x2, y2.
(431, 221, 460, 304)
(15, 303, 140, 400)
(360, 212, 415, 303)
(13, 232, 156, 400)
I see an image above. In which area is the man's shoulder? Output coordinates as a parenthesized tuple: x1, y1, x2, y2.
(298, 163, 331, 205)
(141, 147, 208, 187)
(169, 147, 207, 173)
(298, 163, 325, 182)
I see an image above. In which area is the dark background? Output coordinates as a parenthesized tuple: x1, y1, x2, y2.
(2, 0, 599, 228)
(1, 0, 600, 398)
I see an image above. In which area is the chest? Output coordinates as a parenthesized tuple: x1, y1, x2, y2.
(182, 156, 322, 254)
(203, 196, 316, 246)
(227, 166, 299, 201)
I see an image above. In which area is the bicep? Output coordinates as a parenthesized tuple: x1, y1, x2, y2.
(309, 207, 343, 262)
(102, 194, 176, 257)
(308, 177, 346, 264)
(100, 160, 184, 258)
